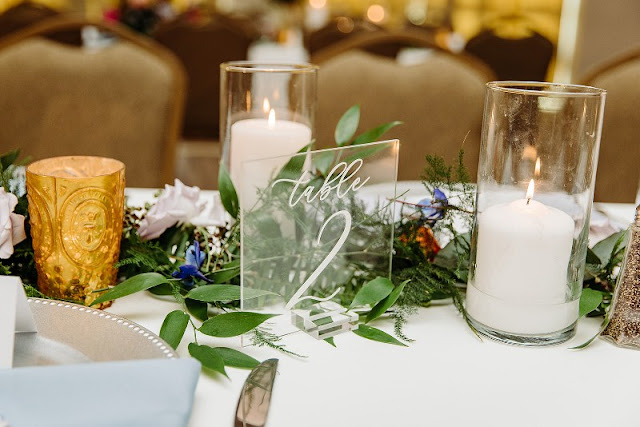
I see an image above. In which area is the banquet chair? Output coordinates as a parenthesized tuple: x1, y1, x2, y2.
(313, 48, 494, 181)
(311, 28, 444, 64)
(0, 2, 81, 45)
(306, 17, 381, 55)
(583, 50, 640, 202)
(0, 16, 186, 187)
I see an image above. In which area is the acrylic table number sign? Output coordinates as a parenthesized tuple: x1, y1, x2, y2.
(0, 276, 37, 368)
(241, 140, 399, 339)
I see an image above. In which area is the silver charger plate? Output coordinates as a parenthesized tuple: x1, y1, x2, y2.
(14, 298, 177, 367)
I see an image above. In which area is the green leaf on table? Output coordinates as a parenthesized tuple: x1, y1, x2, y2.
(342, 144, 388, 164)
(159, 310, 190, 349)
(350, 276, 394, 309)
(591, 230, 628, 267)
(200, 312, 279, 337)
(211, 260, 240, 283)
(274, 143, 311, 183)
(352, 121, 402, 145)
(188, 343, 228, 377)
(90, 272, 169, 306)
(185, 298, 209, 321)
(218, 163, 239, 219)
(579, 288, 604, 318)
(353, 324, 408, 347)
(585, 247, 602, 266)
(147, 282, 173, 296)
(186, 285, 276, 302)
(335, 105, 360, 146)
(0, 149, 19, 171)
(313, 151, 335, 176)
(366, 280, 409, 323)
(212, 347, 260, 370)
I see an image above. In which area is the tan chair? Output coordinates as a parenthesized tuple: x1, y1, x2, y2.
(313, 48, 494, 182)
(154, 15, 255, 141)
(0, 16, 186, 187)
(583, 50, 640, 202)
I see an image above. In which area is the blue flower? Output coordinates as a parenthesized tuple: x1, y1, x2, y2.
(172, 241, 212, 287)
(417, 188, 448, 226)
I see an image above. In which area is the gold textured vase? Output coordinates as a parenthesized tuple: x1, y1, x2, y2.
(26, 156, 125, 306)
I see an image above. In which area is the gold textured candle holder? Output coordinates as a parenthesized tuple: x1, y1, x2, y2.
(26, 156, 125, 306)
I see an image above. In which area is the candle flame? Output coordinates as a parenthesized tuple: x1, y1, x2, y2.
(263, 98, 270, 114)
(526, 179, 535, 204)
(268, 109, 276, 128)
(534, 158, 541, 177)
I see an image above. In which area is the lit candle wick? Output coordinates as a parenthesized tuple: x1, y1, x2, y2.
(526, 179, 535, 205)
(268, 109, 276, 129)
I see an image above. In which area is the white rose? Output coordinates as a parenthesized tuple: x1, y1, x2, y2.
(0, 188, 26, 259)
(138, 179, 206, 240)
(190, 192, 228, 228)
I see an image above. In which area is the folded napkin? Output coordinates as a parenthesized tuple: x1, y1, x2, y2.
(0, 358, 200, 427)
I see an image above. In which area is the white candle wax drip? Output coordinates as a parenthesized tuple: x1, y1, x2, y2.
(466, 181, 579, 335)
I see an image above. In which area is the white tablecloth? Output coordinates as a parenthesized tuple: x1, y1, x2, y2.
(111, 189, 638, 427)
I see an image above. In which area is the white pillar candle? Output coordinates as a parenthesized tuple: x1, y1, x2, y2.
(466, 180, 578, 335)
(230, 109, 311, 208)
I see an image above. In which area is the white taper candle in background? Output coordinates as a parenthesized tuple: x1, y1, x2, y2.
(466, 180, 578, 334)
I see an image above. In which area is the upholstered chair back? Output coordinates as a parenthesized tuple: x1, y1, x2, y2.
(314, 50, 493, 181)
(584, 52, 640, 202)
(0, 18, 185, 187)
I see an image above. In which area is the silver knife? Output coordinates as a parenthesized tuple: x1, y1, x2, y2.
(234, 358, 278, 427)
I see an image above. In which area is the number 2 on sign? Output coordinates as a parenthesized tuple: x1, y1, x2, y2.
(284, 210, 351, 310)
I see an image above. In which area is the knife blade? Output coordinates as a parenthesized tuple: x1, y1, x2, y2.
(234, 358, 278, 427)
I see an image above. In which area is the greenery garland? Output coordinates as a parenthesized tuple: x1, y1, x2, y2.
(0, 106, 626, 375)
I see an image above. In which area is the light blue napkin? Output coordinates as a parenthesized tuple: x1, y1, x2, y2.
(0, 358, 200, 427)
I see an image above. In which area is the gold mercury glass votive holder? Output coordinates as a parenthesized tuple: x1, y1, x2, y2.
(26, 156, 125, 307)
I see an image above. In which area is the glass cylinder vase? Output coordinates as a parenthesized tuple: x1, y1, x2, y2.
(466, 82, 606, 346)
(219, 61, 317, 206)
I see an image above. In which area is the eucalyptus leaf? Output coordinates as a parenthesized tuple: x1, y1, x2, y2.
(592, 230, 627, 267)
(366, 280, 409, 323)
(0, 149, 19, 171)
(352, 121, 402, 145)
(324, 337, 336, 347)
(90, 272, 169, 306)
(200, 312, 279, 337)
(188, 343, 228, 377)
(218, 163, 239, 219)
(335, 105, 360, 146)
(159, 310, 189, 349)
(342, 144, 388, 165)
(211, 260, 240, 283)
(313, 151, 335, 176)
(579, 288, 604, 318)
(147, 282, 173, 296)
(186, 285, 276, 302)
(185, 298, 209, 321)
(213, 347, 260, 370)
(274, 144, 311, 183)
(350, 276, 394, 309)
(353, 324, 408, 347)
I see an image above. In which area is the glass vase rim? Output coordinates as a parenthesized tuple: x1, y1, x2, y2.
(26, 156, 125, 178)
(220, 61, 318, 74)
(487, 81, 606, 97)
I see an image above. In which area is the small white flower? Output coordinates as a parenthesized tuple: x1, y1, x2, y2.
(0, 187, 26, 259)
(138, 179, 206, 240)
